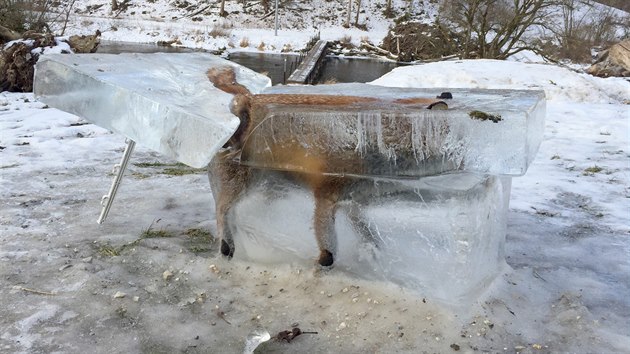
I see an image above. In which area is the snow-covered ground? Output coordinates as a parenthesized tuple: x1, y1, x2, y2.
(1, 58, 628, 353)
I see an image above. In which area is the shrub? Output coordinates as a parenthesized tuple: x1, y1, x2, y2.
(209, 26, 230, 38)
(0, 0, 27, 33)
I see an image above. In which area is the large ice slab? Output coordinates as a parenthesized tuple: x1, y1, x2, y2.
(34, 53, 271, 168)
(228, 170, 512, 305)
(240, 84, 545, 177)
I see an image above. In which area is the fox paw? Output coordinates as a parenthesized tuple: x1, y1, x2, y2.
(318, 249, 334, 267)
(220, 239, 234, 258)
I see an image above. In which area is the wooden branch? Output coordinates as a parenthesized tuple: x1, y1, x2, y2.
(0, 25, 21, 43)
(243, 1, 261, 9)
(14, 286, 57, 296)
(185, 4, 213, 18)
(360, 41, 398, 59)
(260, 10, 275, 19)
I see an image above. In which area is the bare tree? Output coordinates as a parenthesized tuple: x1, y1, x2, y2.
(60, 0, 77, 35)
(354, 0, 361, 26)
(0, 0, 66, 34)
(544, 0, 623, 61)
(384, 0, 393, 17)
(440, 0, 554, 59)
(220, 0, 227, 17)
(345, 0, 352, 28)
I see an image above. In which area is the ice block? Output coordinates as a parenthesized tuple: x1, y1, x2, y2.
(239, 84, 545, 177)
(229, 171, 512, 305)
(34, 53, 271, 168)
(213, 84, 545, 306)
(32, 54, 547, 306)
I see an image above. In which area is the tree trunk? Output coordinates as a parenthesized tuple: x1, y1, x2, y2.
(345, 0, 352, 28)
(354, 0, 361, 26)
(220, 0, 227, 16)
(111, 0, 118, 12)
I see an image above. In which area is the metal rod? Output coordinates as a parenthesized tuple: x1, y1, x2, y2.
(97, 139, 136, 224)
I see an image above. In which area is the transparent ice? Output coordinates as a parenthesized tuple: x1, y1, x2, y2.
(33, 54, 546, 305)
(230, 172, 512, 305)
(241, 84, 546, 177)
(227, 84, 545, 304)
(34, 53, 271, 168)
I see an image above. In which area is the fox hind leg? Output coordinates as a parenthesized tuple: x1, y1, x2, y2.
(209, 155, 250, 259)
(312, 176, 349, 267)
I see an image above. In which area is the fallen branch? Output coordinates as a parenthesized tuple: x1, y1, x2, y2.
(360, 41, 398, 60)
(0, 25, 21, 43)
(14, 286, 57, 296)
(260, 10, 275, 20)
(216, 309, 232, 325)
(419, 53, 462, 63)
(243, 1, 261, 9)
(185, 4, 212, 18)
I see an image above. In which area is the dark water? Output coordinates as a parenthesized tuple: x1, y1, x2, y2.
(319, 56, 402, 84)
(97, 41, 201, 54)
(229, 52, 403, 85)
(97, 42, 403, 85)
(227, 52, 303, 85)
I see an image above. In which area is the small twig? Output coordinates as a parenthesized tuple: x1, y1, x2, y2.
(274, 328, 318, 343)
(185, 4, 212, 18)
(216, 310, 231, 325)
(533, 269, 547, 282)
(260, 10, 275, 20)
(15, 286, 57, 296)
(243, 1, 260, 9)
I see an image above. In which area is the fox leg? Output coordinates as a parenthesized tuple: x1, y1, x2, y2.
(312, 176, 348, 267)
(208, 153, 251, 258)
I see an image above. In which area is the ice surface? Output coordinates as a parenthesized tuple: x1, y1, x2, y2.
(229, 171, 512, 305)
(32, 54, 546, 306)
(34, 53, 271, 168)
(241, 84, 545, 177)
(216, 84, 544, 305)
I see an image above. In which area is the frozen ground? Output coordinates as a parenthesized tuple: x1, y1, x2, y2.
(1, 60, 629, 353)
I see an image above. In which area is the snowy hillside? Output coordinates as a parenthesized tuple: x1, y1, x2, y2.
(57, 0, 438, 52)
(1, 58, 629, 353)
(40, 0, 626, 61)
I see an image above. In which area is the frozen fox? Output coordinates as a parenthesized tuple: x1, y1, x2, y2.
(207, 66, 447, 267)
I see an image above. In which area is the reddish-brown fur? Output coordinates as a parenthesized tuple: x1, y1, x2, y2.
(207, 66, 446, 266)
